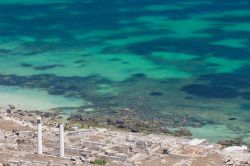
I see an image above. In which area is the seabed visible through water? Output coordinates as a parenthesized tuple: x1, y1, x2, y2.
(0, 0, 250, 142)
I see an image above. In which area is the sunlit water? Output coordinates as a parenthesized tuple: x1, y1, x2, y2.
(0, 0, 250, 142)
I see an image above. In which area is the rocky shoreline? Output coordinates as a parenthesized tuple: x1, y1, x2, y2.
(0, 105, 250, 165)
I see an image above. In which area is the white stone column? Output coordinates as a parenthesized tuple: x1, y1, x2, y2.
(59, 124, 64, 158)
(37, 117, 42, 155)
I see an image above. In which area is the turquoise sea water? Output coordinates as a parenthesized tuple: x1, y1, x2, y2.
(0, 0, 250, 142)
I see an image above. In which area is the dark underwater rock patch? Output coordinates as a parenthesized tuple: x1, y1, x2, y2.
(68, 114, 83, 121)
(48, 85, 65, 95)
(149, 91, 164, 96)
(0, 74, 111, 100)
(116, 117, 126, 128)
(181, 84, 239, 99)
(206, 63, 219, 67)
(66, 85, 80, 91)
(228, 117, 237, 121)
(174, 128, 192, 137)
(21, 63, 33, 67)
(34, 64, 65, 70)
(198, 73, 250, 89)
(133, 73, 146, 78)
(108, 58, 121, 61)
(81, 54, 92, 57)
(74, 59, 85, 64)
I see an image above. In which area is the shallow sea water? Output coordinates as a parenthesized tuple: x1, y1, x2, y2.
(0, 0, 250, 142)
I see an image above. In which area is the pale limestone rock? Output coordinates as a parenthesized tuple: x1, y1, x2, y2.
(224, 146, 248, 152)
(188, 139, 207, 146)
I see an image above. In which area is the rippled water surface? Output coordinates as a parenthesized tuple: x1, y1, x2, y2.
(0, 0, 250, 142)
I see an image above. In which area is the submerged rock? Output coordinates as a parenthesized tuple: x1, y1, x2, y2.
(6, 109, 12, 114)
(69, 114, 83, 121)
(116, 118, 125, 128)
(149, 92, 164, 96)
(21, 63, 33, 67)
(116, 118, 125, 125)
(174, 128, 192, 137)
(42, 112, 59, 118)
(107, 118, 115, 125)
(131, 128, 139, 133)
(228, 117, 237, 121)
(34, 64, 65, 70)
(218, 139, 242, 147)
(132, 73, 146, 78)
(9, 105, 15, 110)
